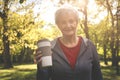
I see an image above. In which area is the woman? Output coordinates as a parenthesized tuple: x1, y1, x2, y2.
(35, 5, 103, 80)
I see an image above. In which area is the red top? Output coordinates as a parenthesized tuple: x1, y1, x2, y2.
(59, 37, 82, 69)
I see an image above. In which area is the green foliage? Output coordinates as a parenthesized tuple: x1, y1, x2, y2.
(1, 8, 61, 56)
(6, 11, 34, 54)
(88, 16, 112, 57)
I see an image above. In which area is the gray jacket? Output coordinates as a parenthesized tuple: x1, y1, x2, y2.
(37, 37, 103, 80)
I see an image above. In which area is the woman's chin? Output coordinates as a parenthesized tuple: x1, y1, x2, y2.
(63, 33, 75, 37)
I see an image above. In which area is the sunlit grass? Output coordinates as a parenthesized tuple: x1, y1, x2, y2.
(0, 64, 37, 80)
(0, 62, 120, 80)
(14, 64, 37, 70)
(100, 61, 120, 80)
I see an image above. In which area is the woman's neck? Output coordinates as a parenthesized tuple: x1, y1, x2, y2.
(60, 36, 79, 47)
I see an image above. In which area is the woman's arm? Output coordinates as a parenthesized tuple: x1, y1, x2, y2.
(91, 42, 103, 80)
(36, 64, 51, 80)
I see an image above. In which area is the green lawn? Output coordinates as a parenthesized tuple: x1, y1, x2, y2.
(0, 64, 37, 80)
(0, 62, 120, 80)
(101, 66, 120, 80)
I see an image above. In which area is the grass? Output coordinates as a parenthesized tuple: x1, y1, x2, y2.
(0, 62, 120, 80)
(0, 64, 37, 80)
(100, 62, 120, 80)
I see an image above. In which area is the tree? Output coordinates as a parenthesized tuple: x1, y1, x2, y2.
(0, 0, 13, 68)
(115, 0, 120, 74)
(79, 0, 89, 39)
(0, 0, 26, 68)
(95, 0, 120, 74)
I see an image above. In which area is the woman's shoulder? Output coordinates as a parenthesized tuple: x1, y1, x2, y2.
(80, 36, 95, 47)
(50, 37, 59, 48)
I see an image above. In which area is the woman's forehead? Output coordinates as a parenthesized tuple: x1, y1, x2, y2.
(56, 8, 77, 16)
(58, 11, 76, 17)
(55, 8, 79, 22)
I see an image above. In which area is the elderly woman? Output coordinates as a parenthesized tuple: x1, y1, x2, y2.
(35, 5, 103, 80)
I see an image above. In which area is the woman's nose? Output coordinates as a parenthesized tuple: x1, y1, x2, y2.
(66, 22, 71, 27)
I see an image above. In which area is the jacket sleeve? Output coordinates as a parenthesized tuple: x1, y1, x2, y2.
(36, 64, 51, 80)
(90, 42, 103, 80)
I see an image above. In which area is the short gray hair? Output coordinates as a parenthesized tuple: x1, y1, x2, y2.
(55, 5, 79, 24)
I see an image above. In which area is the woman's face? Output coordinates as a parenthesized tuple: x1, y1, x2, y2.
(56, 12, 78, 37)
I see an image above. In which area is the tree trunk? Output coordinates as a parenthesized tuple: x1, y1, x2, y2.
(115, 4, 120, 74)
(83, 3, 89, 39)
(2, 33, 13, 68)
(2, 0, 13, 68)
(106, 0, 116, 66)
(103, 44, 108, 65)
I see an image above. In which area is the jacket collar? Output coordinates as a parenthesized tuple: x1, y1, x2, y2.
(51, 37, 89, 64)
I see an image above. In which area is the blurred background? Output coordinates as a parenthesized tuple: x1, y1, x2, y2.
(0, 0, 120, 80)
